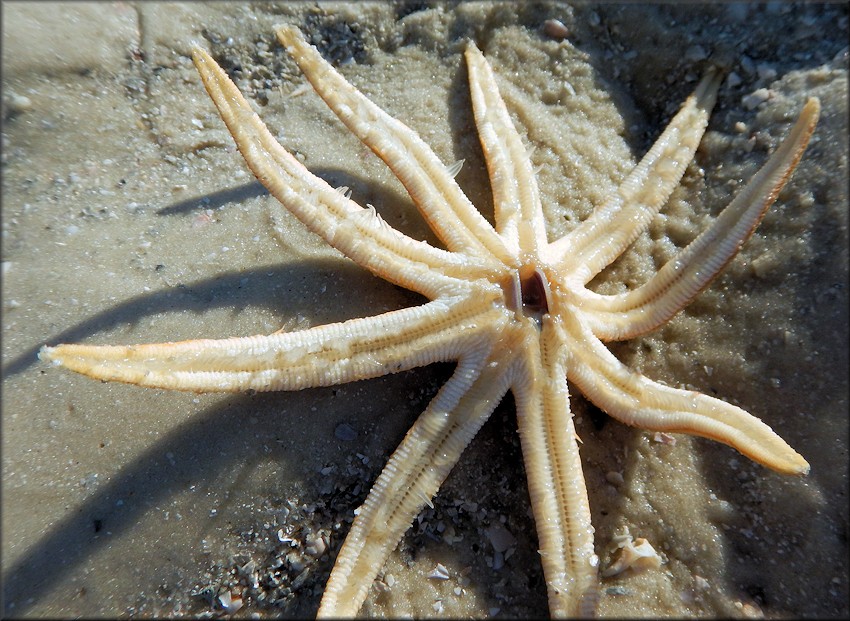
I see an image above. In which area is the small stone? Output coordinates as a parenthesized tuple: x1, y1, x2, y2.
(486, 524, 516, 553)
(742, 88, 772, 110)
(5, 93, 32, 114)
(605, 471, 625, 486)
(756, 64, 777, 82)
(684, 45, 708, 62)
(492, 551, 504, 571)
(543, 19, 569, 40)
(334, 422, 357, 441)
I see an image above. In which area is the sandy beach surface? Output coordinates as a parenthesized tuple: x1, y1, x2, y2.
(3, 2, 847, 618)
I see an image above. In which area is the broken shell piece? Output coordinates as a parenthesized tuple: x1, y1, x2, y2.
(653, 431, 677, 445)
(602, 537, 663, 577)
(426, 562, 450, 580)
(217, 589, 244, 614)
(304, 532, 327, 557)
(611, 526, 634, 547)
(277, 528, 297, 546)
(374, 571, 397, 593)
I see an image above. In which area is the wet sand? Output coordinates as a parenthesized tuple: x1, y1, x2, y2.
(3, 2, 848, 618)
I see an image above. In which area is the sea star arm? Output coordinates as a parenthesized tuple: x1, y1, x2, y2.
(575, 98, 820, 340)
(511, 317, 598, 618)
(318, 331, 515, 617)
(192, 47, 497, 298)
(464, 43, 546, 256)
(543, 70, 722, 281)
(563, 311, 809, 475)
(38, 296, 504, 393)
(275, 26, 513, 266)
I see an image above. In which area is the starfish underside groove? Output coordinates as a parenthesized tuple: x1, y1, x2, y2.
(41, 26, 819, 617)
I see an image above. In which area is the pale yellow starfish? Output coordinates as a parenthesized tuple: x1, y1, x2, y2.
(40, 26, 819, 618)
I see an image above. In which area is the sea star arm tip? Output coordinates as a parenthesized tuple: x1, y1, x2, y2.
(273, 26, 512, 265)
(547, 69, 722, 279)
(574, 92, 819, 341)
(318, 341, 513, 616)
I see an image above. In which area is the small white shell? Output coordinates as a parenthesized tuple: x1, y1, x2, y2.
(602, 537, 662, 577)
